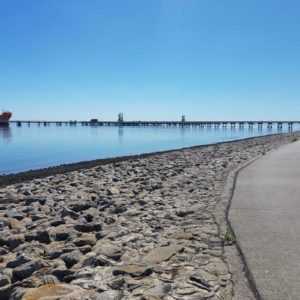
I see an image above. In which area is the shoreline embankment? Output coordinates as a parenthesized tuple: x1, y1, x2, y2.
(0, 132, 298, 300)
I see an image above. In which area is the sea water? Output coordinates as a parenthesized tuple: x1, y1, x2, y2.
(0, 123, 295, 174)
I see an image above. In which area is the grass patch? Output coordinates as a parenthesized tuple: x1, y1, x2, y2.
(291, 137, 298, 143)
(224, 227, 236, 245)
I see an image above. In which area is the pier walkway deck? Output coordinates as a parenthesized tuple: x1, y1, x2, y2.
(9, 120, 300, 130)
(230, 140, 300, 299)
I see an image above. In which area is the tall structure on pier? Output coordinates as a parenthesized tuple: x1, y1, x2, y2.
(118, 113, 124, 123)
(181, 115, 186, 123)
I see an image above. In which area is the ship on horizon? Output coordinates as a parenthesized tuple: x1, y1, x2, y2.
(0, 111, 12, 125)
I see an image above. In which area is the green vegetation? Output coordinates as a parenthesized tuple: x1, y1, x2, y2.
(224, 227, 236, 245)
(291, 137, 298, 143)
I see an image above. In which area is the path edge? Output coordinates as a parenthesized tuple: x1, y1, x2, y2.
(221, 155, 264, 300)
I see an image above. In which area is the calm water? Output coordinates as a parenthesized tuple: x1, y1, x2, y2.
(0, 124, 295, 175)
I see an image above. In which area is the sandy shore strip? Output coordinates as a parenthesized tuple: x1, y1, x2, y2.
(0, 133, 298, 300)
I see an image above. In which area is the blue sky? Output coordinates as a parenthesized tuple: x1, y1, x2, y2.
(1, 0, 299, 121)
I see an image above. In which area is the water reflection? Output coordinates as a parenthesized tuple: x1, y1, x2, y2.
(0, 125, 12, 143)
(1, 123, 298, 175)
(118, 126, 124, 144)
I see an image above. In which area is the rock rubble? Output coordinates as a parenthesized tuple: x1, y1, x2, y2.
(0, 134, 298, 299)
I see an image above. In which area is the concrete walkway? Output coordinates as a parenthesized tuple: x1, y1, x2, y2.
(230, 140, 300, 300)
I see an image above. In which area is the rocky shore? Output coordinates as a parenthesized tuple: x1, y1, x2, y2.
(0, 133, 298, 300)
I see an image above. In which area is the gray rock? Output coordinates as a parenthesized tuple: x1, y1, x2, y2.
(5, 210, 24, 221)
(143, 244, 184, 264)
(144, 282, 172, 298)
(94, 242, 123, 261)
(96, 290, 123, 300)
(73, 234, 96, 247)
(108, 277, 125, 290)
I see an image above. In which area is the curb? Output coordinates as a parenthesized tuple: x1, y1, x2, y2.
(223, 155, 263, 300)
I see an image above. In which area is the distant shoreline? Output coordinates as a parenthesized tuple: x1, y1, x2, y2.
(0, 132, 296, 188)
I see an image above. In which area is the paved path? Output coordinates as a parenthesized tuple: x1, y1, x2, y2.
(229, 140, 300, 300)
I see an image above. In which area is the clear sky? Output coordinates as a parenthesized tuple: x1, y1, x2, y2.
(1, 0, 299, 121)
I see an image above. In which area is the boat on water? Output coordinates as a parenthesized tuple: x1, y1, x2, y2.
(0, 111, 12, 125)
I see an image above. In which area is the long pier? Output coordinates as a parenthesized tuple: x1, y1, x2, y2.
(9, 120, 300, 130)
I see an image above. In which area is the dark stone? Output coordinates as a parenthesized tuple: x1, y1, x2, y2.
(5, 234, 24, 250)
(0, 248, 8, 256)
(0, 273, 10, 287)
(54, 231, 71, 242)
(31, 214, 46, 221)
(176, 209, 194, 217)
(74, 222, 102, 233)
(69, 202, 92, 212)
(60, 251, 82, 268)
(110, 205, 127, 214)
(47, 249, 64, 260)
(50, 219, 65, 227)
(12, 260, 44, 281)
(104, 217, 115, 225)
(0, 283, 11, 300)
(81, 254, 110, 268)
(6, 254, 30, 268)
(78, 245, 92, 254)
(61, 208, 79, 219)
(51, 268, 74, 281)
(26, 230, 51, 244)
(83, 214, 94, 223)
(24, 197, 46, 206)
(138, 199, 147, 206)
(113, 264, 153, 277)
